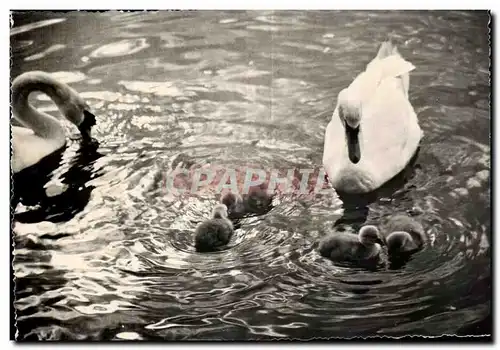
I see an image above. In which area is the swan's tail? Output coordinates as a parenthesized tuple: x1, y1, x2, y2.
(375, 40, 399, 59)
(366, 40, 415, 98)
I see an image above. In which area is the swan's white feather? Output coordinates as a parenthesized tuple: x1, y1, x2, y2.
(11, 126, 65, 173)
(11, 71, 86, 173)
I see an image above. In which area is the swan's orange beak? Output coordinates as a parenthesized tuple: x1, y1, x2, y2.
(79, 110, 96, 142)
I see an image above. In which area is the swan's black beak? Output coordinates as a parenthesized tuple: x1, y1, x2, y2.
(345, 123, 361, 164)
(79, 110, 97, 143)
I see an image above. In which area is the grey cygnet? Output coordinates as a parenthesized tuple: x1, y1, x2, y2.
(194, 204, 234, 252)
(318, 225, 384, 265)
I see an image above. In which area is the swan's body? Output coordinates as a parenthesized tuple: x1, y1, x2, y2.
(194, 204, 234, 252)
(318, 225, 384, 265)
(11, 71, 96, 173)
(322, 41, 423, 194)
(381, 214, 426, 254)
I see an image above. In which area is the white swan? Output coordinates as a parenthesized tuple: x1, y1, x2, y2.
(322, 41, 423, 194)
(11, 71, 96, 173)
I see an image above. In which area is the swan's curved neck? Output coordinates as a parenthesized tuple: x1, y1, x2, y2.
(12, 73, 70, 140)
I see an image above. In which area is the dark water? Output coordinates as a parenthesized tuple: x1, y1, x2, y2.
(11, 11, 491, 340)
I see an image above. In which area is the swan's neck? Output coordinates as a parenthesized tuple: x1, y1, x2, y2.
(12, 73, 70, 140)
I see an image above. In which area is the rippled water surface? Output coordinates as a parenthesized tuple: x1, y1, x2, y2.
(11, 11, 491, 340)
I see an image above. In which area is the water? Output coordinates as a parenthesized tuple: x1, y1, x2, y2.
(10, 11, 491, 340)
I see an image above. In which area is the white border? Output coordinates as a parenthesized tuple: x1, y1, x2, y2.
(2, 1, 497, 348)
(1, 0, 498, 10)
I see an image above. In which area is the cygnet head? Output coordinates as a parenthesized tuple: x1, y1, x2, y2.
(358, 225, 383, 246)
(211, 203, 229, 219)
(385, 231, 417, 253)
(338, 88, 362, 130)
(221, 192, 244, 213)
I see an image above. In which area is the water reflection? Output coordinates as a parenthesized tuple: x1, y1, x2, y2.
(10, 18, 67, 36)
(334, 149, 421, 230)
(14, 140, 104, 224)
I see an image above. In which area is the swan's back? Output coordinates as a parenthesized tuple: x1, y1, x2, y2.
(351, 75, 421, 189)
(349, 41, 415, 102)
(352, 41, 421, 166)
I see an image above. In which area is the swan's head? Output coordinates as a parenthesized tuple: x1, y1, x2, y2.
(337, 89, 362, 164)
(358, 225, 384, 246)
(58, 87, 96, 142)
(212, 203, 229, 219)
(338, 88, 362, 129)
(78, 110, 97, 143)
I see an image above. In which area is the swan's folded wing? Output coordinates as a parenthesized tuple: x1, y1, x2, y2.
(345, 70, 383, 106)
(346, 54, 414, 106)
(367, 55, 415, 80)
(381, 55, 415, 78)
(11, 127, 64, 173)
(363, 86, 412, 160)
